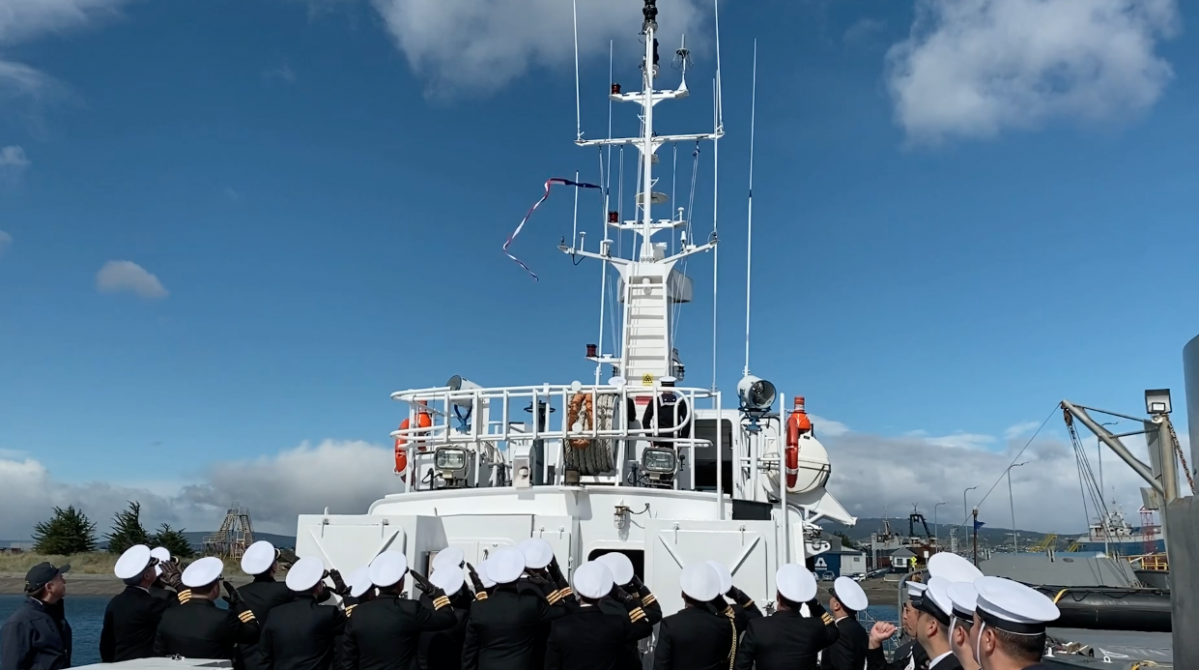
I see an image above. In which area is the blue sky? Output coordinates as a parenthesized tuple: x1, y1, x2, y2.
(0, 0, 1195, 534)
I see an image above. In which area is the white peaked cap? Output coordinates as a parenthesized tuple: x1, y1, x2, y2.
(924, 576, 955, 617)
(115, 545, 153, 580)
(486, 547, 525, 585)
(518, 539, 555, 570)
(573, 562, 615, 600)
(430, 566, 465, 596)
(947, 582, 979, 617)
(432, 547, 465, 573)
(705, 561, 733, 595)
(476, 560, 496, 588)
(596, 552, 635, 586)
(974, 576, 1059, 629)
(241, 540, 278, 576)
(833, 576, 869, 612)
(680, 563, 721, 602)
(182, 556, 224, 588)
(150, 547, 172, 563)
(928, 553, 983, 584)
(286, 556, 325, 592)
(346, 567, 373, 598)
(906, 581, 928, 598)
(369, 551, 408, 588)
(775, 564, 817, 603)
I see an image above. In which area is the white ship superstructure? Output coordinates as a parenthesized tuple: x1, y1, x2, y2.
(296, 0, 855, 616)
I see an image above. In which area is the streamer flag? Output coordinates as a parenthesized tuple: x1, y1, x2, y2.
(504, 177, 601, 280)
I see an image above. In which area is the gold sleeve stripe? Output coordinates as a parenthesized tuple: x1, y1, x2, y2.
(720, 607, 735, 619)
(178, 591, 192, 604)
(630, 608, 647, 623)
(433, 596, 451, 609)
(741, 600, 754, 609)
(546, 589, 561, 604)
(475, 592, 489, 601)
(238, 610, 256, 623)
(641, 594, 656, 606)
(557, 587, 572, 598)
(345, 605, 357, 617)
(821, 614, 834, 625)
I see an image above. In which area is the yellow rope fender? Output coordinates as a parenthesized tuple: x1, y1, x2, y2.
(567, 391, 594, 449)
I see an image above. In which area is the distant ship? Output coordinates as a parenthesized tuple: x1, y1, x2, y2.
(1070, 504, 1164, 555)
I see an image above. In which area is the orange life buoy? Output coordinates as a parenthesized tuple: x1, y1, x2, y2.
(566, 392, 594, 449)
(785, 396, 812, 490)
(394, 407, 432, 479)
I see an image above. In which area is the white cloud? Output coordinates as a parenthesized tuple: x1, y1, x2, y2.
(885, 0, 1180, 144)
(95, 260, 169, 299)
(366, 0, 707, 96)
(224, 186, 242, 201)
(0, 230, 11, 254)
(0, 440, 399, 540)
(844, 17, 886, 45)
(0, 145, 30, 174)
(1004, 421, 1042, 440)
(263, 63, 297, 84)
(809, 414, 851, 438)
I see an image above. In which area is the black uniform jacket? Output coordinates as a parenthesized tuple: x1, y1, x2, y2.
(867, 639, 930, 670)
(733, 604, 840, 670)
(238, 577, 296, 670)
(821, 616, 868, 670)
(462, 584, 567, 670)
(545, 604, 654, 670)
(653, 606, 740, 670)
(153, 597, 261, 668)
(0, 597, 72, 670)
(342, 593, 456, 670)
(597, 584, 663, 670)
(257, 594, 346, 670)
(100, 586, 177, 662)
(415, 592, 470, 670)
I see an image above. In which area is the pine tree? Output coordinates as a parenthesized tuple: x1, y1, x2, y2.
(150, 523, 195, 559)
(106, 501, 150, 555)
(32, 506, 98, 555)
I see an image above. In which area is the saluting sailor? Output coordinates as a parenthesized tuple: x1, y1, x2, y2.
(733, 564, 840, 670)
(153, 556, 260, 669)
(258, 556, 347, 670)
(516, 540, 573, 670)
(968, 577, 1060, 670)
(867, 581, 930, 670)
(147, 547, 185, 601)
(462, 546, 568, 670)
(237, 541, 296, 670)
(822, 576, 870, 670)
(333, 567, 374, 670)
(417, 548, 472, 670)
(342, 551, 457, 670)
(596, 552, 662, 670)
(704, 560, 762, 634)
(653, 562, 739, 670)
(544, 561, 654, 670)
(99, 545, 175, 663)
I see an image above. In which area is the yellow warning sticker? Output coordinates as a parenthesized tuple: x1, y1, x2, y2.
(641, 374, 654, 387)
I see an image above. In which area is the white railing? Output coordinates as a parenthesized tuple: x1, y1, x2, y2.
(388, 384, 723, 505)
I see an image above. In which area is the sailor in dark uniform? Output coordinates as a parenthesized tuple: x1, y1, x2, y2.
(643, 376, 690, 448)
(1, 562, 72, 670)
(342, 551, 457, 670)
(257, 556, 346, 670)
(99, 545, 175, 662)
(595, 551, 662, 670)
(946, 582, 982, 670)
(866, 582, 929, 670)
(333, 567, 375, 670)
(887, 577, 961, 670)
(153, 556, 260, 668)
(462, 546, 568, 670)
(416, 549, 471, 670)
(821, 577, 870, 670)
(733, 564, 840, 670)
(704, 560, 762, 634)
(968, 577, 1060, 670)
(237, 541, 296, 670)
(654, 562, 739, 670)
(148, 547, 186, 601)
(544, 561, 654, 670)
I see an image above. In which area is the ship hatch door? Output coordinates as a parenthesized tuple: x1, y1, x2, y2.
(644, 519, 775, 614)
(296, 514, 409, 571)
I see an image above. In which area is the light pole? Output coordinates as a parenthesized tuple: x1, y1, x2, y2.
(934, 502, 946, 547)
(963, 486, 977, 555)
(1007, 462, 1028, 551)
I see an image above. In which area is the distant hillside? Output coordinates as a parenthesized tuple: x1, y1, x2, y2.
(819, 517, 1069, 550)
(181, 531, 297, 551)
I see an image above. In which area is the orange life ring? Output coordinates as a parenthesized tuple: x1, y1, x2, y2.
(785, 397, 812, 490)
(394, 410, 432, 479)
(566, 392, 594, 449)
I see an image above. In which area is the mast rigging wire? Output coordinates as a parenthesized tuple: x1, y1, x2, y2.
(960, 404, 1059, 526)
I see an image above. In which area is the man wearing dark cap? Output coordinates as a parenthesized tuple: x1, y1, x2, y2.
(0, 562, 72, 670)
